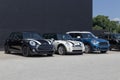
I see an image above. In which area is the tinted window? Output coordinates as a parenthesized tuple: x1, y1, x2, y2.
(23, 32, 43, 40)
(114, 34, 120, 39)
(57, 34, 73, 40)
(69, 33, 81, 38)
(69, 33, 96, 38)
(43, 34, 57, 40)
(9, 33, 15, 39)
(15, 33, 23, 40)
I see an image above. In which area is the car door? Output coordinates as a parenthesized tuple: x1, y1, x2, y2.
(9, 33, 21, 51)
(12, 33, 23, 51)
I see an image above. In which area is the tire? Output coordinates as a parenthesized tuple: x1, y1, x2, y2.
(58, 45, 66, 55)
(109, 46, 112, 51)
(4, 45, 11, 54)
(100, 51, 107, 53)
(22, 46, 31, 57)
(47, 53, 53, 56)
(80, 52, 83, 55)
(84, 45, 91, 53)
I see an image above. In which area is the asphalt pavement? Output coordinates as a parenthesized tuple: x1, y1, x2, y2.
(0, 51, 120, 80)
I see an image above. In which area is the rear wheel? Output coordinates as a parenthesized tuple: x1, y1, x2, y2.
(58, 46, 66, 55)
(22, 46, 31, 57)
(4, 45, 11, 54)
(84, 45, 91, 53)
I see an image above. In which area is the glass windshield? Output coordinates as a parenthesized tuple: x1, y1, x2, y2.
(23, 32, 43, 40)
(114, 34, 120, 39)
(57, 34, 73, 40)
(81, 33, 96, 38)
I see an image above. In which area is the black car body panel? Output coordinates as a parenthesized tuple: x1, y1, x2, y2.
(4, 32, 54, 56)
(98, 33, 120, 50)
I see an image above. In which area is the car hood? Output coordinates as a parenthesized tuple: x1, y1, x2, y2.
(56, 40, 81, 45)
(67, 40, 81, 44)
(24, 38, 50, 45)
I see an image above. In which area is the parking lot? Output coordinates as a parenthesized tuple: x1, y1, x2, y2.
(0, 51, 120, 80)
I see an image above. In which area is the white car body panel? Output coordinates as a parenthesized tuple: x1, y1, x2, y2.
(52, 40, 85, 53)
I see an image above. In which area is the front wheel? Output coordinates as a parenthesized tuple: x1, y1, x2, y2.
(58, 46, 66, 55)
(22, 46, 31, 57)
(100, 51, 107, 53)
(47, 53, 53, 56)
(84, 45, 91, 53)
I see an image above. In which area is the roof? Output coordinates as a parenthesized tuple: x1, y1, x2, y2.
(66, 31, 91, 34)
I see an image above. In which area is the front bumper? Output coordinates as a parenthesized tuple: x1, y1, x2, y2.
(66, 46, 84, 53)
(30, 45, 55, 55)
(92, 46, 109, 51)
(91, 42, 110, 51)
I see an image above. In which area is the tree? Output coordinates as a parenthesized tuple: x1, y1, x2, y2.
(108, 21, 118, 33)
(93, 15, 119, 33)
(93, 15, 110, 30)
(116, 25, 120, 33)
(92, 25, 102, 30)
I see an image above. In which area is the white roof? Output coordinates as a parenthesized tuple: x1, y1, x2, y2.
(66, 31, 91, 34)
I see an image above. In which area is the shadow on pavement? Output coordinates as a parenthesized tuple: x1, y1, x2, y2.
(5, 52, 54, 58)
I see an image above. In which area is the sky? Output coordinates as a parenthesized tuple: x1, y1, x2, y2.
(93, 0, 120, 21)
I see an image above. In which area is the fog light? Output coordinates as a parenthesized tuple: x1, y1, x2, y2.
(32, 49, 36, 52)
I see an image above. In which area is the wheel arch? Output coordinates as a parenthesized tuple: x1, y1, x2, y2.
(57, 44, 67, 50)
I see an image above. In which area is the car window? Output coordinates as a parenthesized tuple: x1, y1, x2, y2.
(69, 33, 96, 38)
(57, 34, 73, 40)
(43, 34, 57, 39)
(48, 34, 57, 40)
(23, 32, 43, 40)
(114, 34, 120, 39)
(9, 33, 14, 40)
(69, 33, 81, 38)
(43, 34, 49, 39)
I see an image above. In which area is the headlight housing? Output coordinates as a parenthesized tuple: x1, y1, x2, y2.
(66, 42, 74, 46)
(91, 40, 99, 45)
(29, 40, 42, 47)
(29, 41, 36, 46)
(75, 42, 81, 46)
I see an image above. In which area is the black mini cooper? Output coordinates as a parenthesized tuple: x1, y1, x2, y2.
(4, 32, 54, 57)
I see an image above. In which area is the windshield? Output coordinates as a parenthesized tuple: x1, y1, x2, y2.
(114, 34, 120, 39)
(57, 34, 73, 40)
(23, 32, 43, 40)
(81, 33, 96, 38)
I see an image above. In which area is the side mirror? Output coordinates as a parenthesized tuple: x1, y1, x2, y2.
(50, 38, 55, 42)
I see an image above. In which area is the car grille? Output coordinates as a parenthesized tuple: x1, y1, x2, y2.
(72, 50, 82, 52)
(37, 45, 53, 51)
(99, 42, 108, 46)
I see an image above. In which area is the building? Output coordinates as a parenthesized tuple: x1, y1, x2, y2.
(0, 0, 92, 49)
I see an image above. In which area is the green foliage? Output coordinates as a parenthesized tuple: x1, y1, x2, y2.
(93, 15, 110, 29)
(92, 25, 102, 30)
(116, 25, 120, 33)
(93, 15, 120, 33)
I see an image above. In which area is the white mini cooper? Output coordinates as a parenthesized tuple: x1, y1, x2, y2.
(43, 33, 85, 55)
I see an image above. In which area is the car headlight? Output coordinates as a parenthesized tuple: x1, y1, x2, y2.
(29, 41, 38, 46)
(66, 42, 74, 46)
(47, 41, 52, 45)
(91, 40, 99, 45)
(76, 42, 81, 46)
